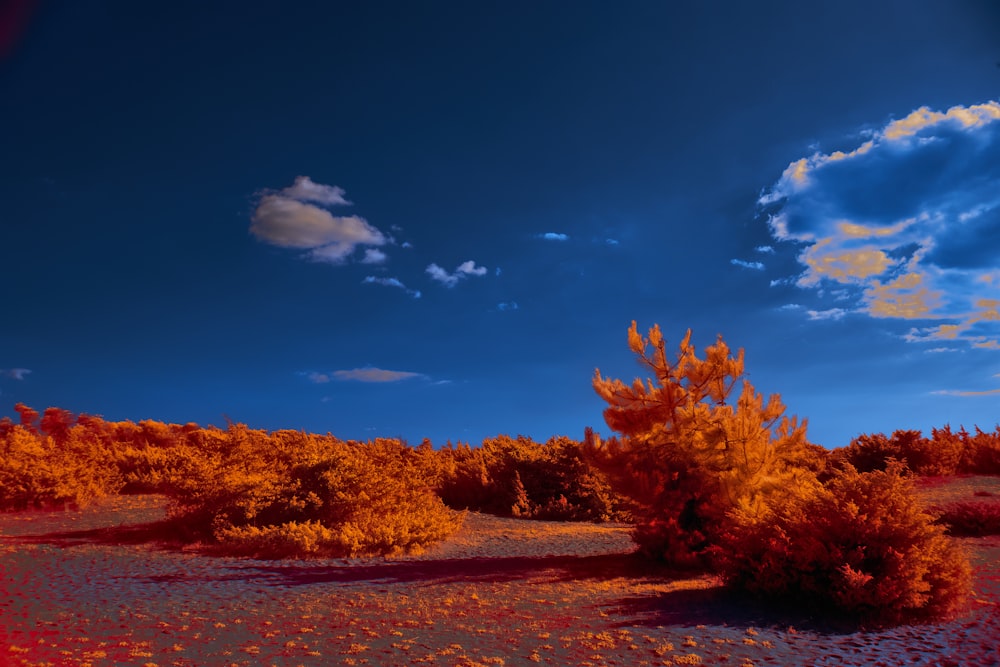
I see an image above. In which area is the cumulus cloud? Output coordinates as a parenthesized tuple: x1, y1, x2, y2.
(539, 232, 569, 241)
(362, 275, 421, 298)
(333, 367, 423, 383)
(731, 259, 765, 270)
(759, 100, 1000, 348)
(250, 177, 387, 264)
(426, 260, 488, 287)
(1, 368, 31, 380)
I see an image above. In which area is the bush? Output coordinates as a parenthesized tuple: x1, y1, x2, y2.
(715, 464, 972, 626)
(436, 435, 629, 522)
(165, 425, 463, 558)
(0, 422, 120, 510)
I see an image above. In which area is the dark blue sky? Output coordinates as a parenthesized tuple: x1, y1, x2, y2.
(3, 1, 999, 447)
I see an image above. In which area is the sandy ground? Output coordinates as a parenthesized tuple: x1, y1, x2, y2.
(2, 488, 999, 667)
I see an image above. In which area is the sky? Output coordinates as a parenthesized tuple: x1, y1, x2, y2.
(2, 1, 1000, 449)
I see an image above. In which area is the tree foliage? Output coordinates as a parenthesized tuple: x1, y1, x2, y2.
(588, 321, 820, 564)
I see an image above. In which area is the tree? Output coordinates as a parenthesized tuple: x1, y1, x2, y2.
(587, 322, 820, 565)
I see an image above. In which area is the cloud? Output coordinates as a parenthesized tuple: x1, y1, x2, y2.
(302, 371, 331, 383)
(605, 238, 620, 246)
(361, 248, 387, 264)
(332, 367, 423, 383)
(1, 368, 31, 380)
(932, 388, 1000, 397)
(279, 176, 351, 206)
(806, 308, 848, 321)
(497, 301, 519, 311)
(539, 232, 569, 241)
(250, 177, 386, 264)
(362, 275, 421, 298)
(731, 259, 765, 270)
(426, 260, 488, 287)
(759, 100, 1000, 348)
(755, 245, 775, 254)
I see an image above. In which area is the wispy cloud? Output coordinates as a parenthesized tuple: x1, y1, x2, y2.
(1, 368, 31, 380)
(332, 367, 423, 383)
(932, 388, 1000, 397)
(807, 308, 848, 321)
(497, 301, 519, 311)
(755, 245, 775, 254)
(731, 258, 765, 270)
(250, 177, 387, 264)
(759, 100, 1000, 348)
(539, 232, 569, 241)
(362, 275, 421, 298)
(426, 260, 488, 287)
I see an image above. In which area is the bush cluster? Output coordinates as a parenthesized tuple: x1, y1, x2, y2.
(0, 407, 461, 557)
(436, 435, 630, 522)
(832, 425, 1000, 476)
(588, 322, 976, 625)
(1, 404, 630, 556)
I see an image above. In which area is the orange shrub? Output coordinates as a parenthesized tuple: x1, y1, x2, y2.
(715, 464, 972, 626)
(436, 435, 628, 522)
(0, 418, 121, 510)
(165, 424, 463, 558)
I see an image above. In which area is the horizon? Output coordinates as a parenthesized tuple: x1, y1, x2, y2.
(2, 2, 1000, 449)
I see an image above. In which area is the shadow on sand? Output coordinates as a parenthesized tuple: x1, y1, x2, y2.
(7, 514, 859, 633)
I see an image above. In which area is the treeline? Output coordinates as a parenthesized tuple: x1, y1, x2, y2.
(831, 425, 1000, 476)
(0, 404, 629, 557)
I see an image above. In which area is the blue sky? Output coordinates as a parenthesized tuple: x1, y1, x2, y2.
(2, 1, 999, 448)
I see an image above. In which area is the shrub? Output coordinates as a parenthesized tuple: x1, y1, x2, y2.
(588, 322, 819, 566)
(436, 435, 629, 522)
(932, 501, 1000, 537)
(165, 424, 463, 558)
(0, 421, 121, 510)
(715, 464, 972, 626)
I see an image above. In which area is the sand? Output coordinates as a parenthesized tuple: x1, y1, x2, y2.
(2, 492, 999, 667)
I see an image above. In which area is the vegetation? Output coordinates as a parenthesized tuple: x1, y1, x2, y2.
(588, 322, 974, 624)
(3, 320, 996, 624)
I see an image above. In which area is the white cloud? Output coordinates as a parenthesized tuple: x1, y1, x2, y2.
(731, 259, 765, 270)
(361, 248, 387, 264)
(362, 275, 421, 298)
(279, 176, 351, 206)
(497, 301, 519, 311)
(759, 100, 1000, 348)
(426, 260, 488, 287)
(333, 367, 423, 383)
(806, 308, 848, 321)
(250, 178, 386, 264)
(755, 245, 775, 254)
(539, 232, 569, 241)
(925, 347, 960, 354)
(1, 368, 31, 380)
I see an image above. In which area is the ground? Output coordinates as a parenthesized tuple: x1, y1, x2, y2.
(1, 478, 999, 666)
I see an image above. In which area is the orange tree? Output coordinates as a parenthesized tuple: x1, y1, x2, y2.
(588, 322, 821, 565)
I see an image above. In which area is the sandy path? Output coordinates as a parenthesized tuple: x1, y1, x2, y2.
(2, 495, 999, 666)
